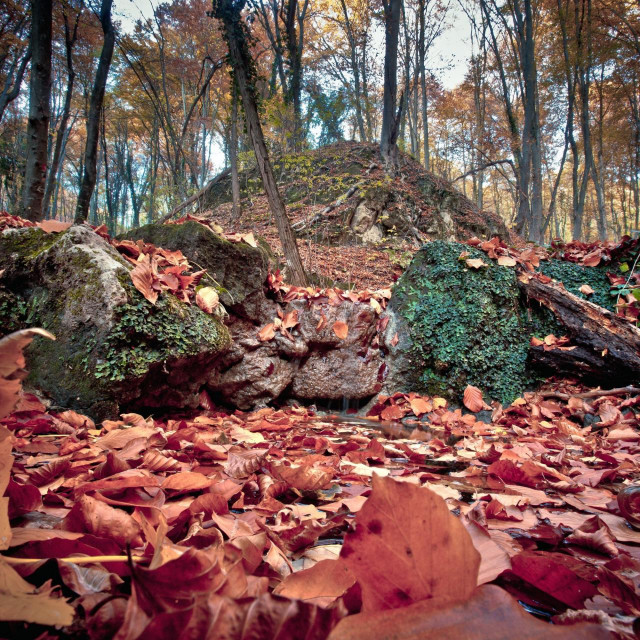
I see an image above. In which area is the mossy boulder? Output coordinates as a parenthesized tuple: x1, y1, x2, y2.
(385, 241, 561, 405)
(0, 225, 230, 420)
(121, 221, 274, 320)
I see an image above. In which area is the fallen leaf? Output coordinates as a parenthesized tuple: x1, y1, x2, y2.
(463, 385, 485, 412)
(36, 219, 72, 233)
(579, 284, 595, 295)
(258, 323, 276, 342)
(497, 256, 517, 267)
(333, 321, 349, 340)
(340, 475, 480, 611)
(195, 287, 220, 313)
(273, 559, 356, 607)
(327, 584, 610, 640)
(465, 258, 487, 269)
(130, 254, 158, 304)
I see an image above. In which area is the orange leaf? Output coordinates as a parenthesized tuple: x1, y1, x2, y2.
(408, 396, 432, 416)
(273, 559, 356, 607)
(327, 584, 609, 640)
(579, 284, 594, 295)
(271, 462, 335, 491)
(340, 475, 480, 612)
(258, 323, 276, 342)
(333, 321, 349, 340)
(465, 258, 487, 269)
(282, 309, 299, 329)
(130, 254, 158, 304)
(463, 385, 485, 412)
(36, 219, 71, 233)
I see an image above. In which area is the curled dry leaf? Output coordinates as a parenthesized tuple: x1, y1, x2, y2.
(273, 559, 356, 607)
(195, 286, 220, 313)
(332, 321, 349, 340)
(258, 323, 276, 342)
(463, 385, 485, 413)
(465, 258, 487, 269)
(130, 254, 158, 304)
(271, 462, 335, 492)
(0, 328, 55, 419)
(340, 475, 480, 612)
(579, 284, 595, 295)
(62, 494, 143, 547)
(0, 558, 74, 626)
(327, 584, 611, 640)
(36, 219, 72, 233)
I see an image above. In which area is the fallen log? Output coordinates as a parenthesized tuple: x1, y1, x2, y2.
(519, 273, 640, 385)
(158, 168, 231, 224)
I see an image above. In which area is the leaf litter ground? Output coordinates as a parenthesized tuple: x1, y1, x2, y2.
(2, 214, 640, 637)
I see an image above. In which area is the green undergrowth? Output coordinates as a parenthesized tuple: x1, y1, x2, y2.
(94, 283, 230, 382)
(538, 260, 615, 311)
(393, 241, 561, 404)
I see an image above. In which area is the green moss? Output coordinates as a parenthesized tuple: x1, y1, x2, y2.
(538, 260, 615, 312)
(393, 241, 560, 404)
(0, 227, 60, 260)
(93, 284, 231, 382)
(0, 288, 27, 335)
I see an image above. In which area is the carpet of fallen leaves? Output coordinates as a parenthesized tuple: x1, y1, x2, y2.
(2, 323, 640, 640)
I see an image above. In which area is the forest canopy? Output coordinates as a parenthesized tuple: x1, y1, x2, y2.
(1, 0, 639, 243)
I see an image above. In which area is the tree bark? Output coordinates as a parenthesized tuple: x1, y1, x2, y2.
(520, 274, 640, 385)
(230, 86, 242, 221)
(381, 0, 402, 171)
(74, 0, 115, 224)
(43, 9, 79, 219)
(21, 0, 52, 223)
(212, 0, 307, 286)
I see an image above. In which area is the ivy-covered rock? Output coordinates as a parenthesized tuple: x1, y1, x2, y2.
(385, 241, 561, 405)
(122, 221, 275, 321)
(537, 260, 615, 312)
(0, 225, 230, 420)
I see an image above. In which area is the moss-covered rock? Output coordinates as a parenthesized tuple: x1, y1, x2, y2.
(537, 260, 615, 312)
(0, 225, 230, 420)
(385, 241, 561, 404)
(121, 221, 274, 319)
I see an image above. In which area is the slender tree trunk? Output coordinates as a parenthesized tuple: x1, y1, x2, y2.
(213, 0, 306, 286)
(43, 10, 79, 218)
(381, 0, 402, 171)
(418, 0, 429, 170)
(74, 0, 115, 223)
(230, 86, 242, 221)
(22, 0, 52, 222)
(0, 46, 32, 125)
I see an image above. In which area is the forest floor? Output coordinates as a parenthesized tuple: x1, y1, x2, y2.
(1, 210, 640, 638)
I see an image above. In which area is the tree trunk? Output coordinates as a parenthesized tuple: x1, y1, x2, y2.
(22, 0, 52, 223)
(213, 0, 307, 286)
(381, 0, 402, 171)
(0, 45, 32, 125)
(230, 86, 242, 222)
(74, 0, 115, 224)
(43, 10, 79, 219)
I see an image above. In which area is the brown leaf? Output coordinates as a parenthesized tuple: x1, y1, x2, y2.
(0, 328, 55, 419)
(340, 475, 480, 612)
(195, 287, 220, 313)
(497, 255, 517, 267)
(332, 321, 349, 340)
(327, 584, 611, 640)
(130, 254, 158, 304)
(408, 396, 432, 416)
(282, 309, 299, 330)
(62, 494, 142, 547)
(273, 559, 356, 607)
(258, 323, 276, 342)
(465, 258, 487, 269)
(28, 457, 70, 487)
(579, 284, 595, 295)
(36, 219, 72, 233)
(161, 471, 212, 493)
(0, 558, 74, 626)
(463, 385, 485, 413)
(271, 462, 335, 491)
(225, 450, 267, 478)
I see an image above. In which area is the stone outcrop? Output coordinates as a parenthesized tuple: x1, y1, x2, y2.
(0, 225, 230, 420)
